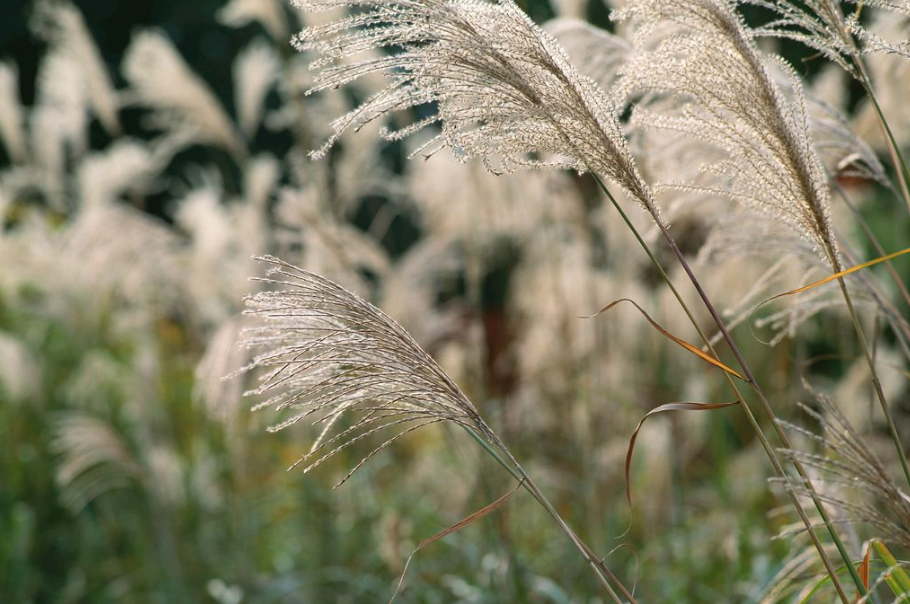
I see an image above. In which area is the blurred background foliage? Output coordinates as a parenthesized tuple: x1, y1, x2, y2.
(0, 0, 907, 603)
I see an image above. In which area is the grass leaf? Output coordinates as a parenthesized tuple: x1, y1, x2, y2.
(389, 480, 524, 603)
(768, 246, 910, 300)
(588, 298, 745, 380)
(624, 401, 737, 515)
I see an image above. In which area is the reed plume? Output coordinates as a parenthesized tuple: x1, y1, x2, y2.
(239, 255, 501, 485)
(239, 255, 637, 603)
(293, 0, 659, 214)
(739, 0, 910, 77)
(617, 0, 841, 270)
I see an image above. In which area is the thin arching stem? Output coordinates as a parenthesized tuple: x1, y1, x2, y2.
(593, 176, 859, 602)
(464, 428, 635, 604)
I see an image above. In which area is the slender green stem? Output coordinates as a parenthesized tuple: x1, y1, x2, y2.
(840, 17, 910, 213)
(858, 73, 910, 214)
(464, 428, 635, 604)
(833, 7, 910, 491)
(593, 177, 859, 602)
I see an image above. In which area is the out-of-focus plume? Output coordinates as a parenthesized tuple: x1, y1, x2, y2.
(196, 317, 249, 426)
(0, 332, 39, 403)
(234, 39, 282, 139)
(123, 30, 247, 158)
(218, 0, 290, 43)
(32, 0, 121, 135)
(0, 62, 27, 164)
(77, 140, 170, 209)
(32, 50, 88, 205)
(53, 414, 143, 512)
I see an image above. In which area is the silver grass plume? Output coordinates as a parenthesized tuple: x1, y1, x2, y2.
(239, 255, 503, 485)
(779, 392, 910, 550)
(617, 0, 842, 270)
(739, 0, 910, 77)
(292, 0, 659, 213)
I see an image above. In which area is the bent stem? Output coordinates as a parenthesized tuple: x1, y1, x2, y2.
(464, 428, 637, 604)
(593, 177, 858, 603)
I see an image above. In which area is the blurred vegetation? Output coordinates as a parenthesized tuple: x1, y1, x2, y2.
(1, 1, 909, 604)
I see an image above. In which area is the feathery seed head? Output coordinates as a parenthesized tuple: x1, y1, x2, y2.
(738, 0, 910, 78)
(240, 255, 500, 485)
(781, 392, 910, 549)
(617, 0, 841, 268)
(292, 0, 659, 212)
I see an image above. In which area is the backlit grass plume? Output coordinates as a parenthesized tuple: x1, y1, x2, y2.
(239, 255, 501, 485)
(617, 0, 841, 269)
(739, 0, 910, 78)
(292, 0, 658, 213)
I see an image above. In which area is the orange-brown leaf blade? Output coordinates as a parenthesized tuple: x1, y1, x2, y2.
(389, 481, 523, 603)
(771, 246, 910, 300)
(858, 542, 871, 601)
(588, 298, 745, 380)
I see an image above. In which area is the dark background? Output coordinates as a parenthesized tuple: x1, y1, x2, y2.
(0, 0, 259, 107)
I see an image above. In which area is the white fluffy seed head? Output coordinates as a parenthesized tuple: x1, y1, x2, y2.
(292, 0, 660, 213)
(618, 0, 840, 269)
(239, 255, 501, 485)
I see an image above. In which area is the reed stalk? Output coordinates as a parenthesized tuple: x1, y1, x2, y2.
(594, 176, 859, 602)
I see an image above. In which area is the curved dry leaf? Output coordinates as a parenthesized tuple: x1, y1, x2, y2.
(388, 480, 523, 603)
(624, 401, 738, 510)
(588, 298, 745, 380)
